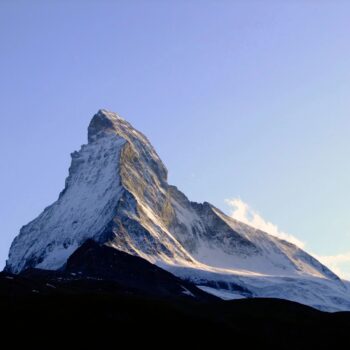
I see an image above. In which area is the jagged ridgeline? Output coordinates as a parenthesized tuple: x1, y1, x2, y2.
(6, 109, 350, 311)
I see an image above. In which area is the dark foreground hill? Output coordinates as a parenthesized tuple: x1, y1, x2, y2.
(1, 286, 350, 347)
(1, 240, 350, 347)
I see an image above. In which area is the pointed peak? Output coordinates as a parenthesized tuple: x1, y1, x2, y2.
(88, 109, 124, 142)
(97, 109, 125, 121)
(86, 109, 168, 181)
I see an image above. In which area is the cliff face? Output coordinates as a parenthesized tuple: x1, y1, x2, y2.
(6, 109, 350, 311)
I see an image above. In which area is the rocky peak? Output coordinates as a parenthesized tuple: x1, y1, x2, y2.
(88, 109, 124, 143)
(88, 109, 168, 181)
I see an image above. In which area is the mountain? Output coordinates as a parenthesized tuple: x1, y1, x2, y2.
(5, 109, 350, 311)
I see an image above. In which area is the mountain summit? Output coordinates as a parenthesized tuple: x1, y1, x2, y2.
(6, 109, 350, 311)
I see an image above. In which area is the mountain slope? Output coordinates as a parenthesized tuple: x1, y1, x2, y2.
(5, 109, 350, 311)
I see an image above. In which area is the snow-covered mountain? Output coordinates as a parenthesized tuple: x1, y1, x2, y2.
(6, 109, 350, 311)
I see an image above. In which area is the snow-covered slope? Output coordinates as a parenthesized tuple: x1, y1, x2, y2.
(6, 109, 350, 311)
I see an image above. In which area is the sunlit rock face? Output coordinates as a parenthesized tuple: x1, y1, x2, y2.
(6, 109, 350, 311)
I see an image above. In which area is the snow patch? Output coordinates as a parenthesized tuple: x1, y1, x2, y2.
(197, 285, 246, 300)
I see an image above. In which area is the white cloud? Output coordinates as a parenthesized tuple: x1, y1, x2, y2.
(315, 253, 350, 280)
(226, 198, 305, 248)
(225, 198, 350, 280)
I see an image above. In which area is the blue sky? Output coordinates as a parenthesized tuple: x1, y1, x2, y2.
(1, 1, 350, 276)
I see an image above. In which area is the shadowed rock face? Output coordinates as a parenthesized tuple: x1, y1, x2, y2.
(5, 109, 349, 311)
(63, 239, 214, 299)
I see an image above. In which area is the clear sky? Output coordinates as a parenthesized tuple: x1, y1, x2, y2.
(1, 1, 350, 276)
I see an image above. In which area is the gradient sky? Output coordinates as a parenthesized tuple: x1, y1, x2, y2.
(1, 1, 350, 276)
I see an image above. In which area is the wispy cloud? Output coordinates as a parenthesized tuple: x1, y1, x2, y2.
(225, 198, 350, 280)
(315, 253, 350, 280)
(226, 198, 305, 248)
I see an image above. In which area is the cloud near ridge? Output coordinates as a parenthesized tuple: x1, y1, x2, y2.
(225, 198, 305, 248)
(225, 198, 350, 280)
(315, 253, 350, 280)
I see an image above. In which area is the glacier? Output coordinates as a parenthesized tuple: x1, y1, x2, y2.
(6, 109, 350, 311)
